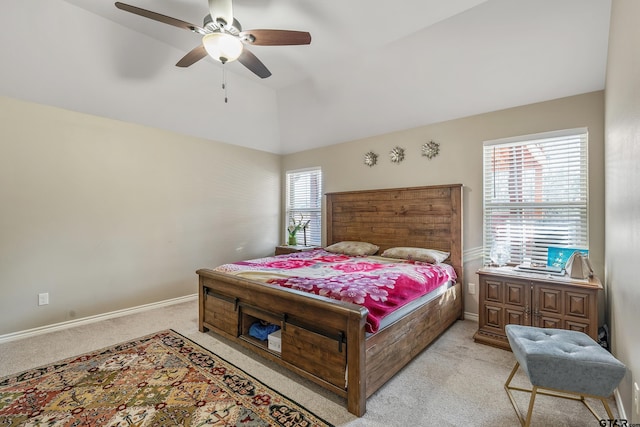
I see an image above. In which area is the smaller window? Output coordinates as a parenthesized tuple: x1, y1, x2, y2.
(285, 168, 322, 246)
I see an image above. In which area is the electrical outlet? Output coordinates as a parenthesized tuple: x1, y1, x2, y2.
(468, 283, 476, 295)
(38, 292, 49, 306)
(634, 381, 639, 417)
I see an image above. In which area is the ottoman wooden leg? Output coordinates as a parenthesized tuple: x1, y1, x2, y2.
(524, 387, 537, 427)
(505, 362, 536, 426)
(601, 398, 614, 419)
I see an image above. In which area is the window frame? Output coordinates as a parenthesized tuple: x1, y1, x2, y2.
(285, 167, 323, 247)
(482, 128, 589, 267)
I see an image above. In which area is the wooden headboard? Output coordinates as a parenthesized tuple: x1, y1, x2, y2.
(325, 184, 463, 283)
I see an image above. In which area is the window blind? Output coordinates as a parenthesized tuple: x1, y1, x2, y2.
(482, 128, 588, 266)
(286, 167, 322, 246)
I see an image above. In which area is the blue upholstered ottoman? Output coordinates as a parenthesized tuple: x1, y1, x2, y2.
(504, 325, 626, 426)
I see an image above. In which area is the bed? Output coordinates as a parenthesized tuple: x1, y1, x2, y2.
(197, 184, 463, 416)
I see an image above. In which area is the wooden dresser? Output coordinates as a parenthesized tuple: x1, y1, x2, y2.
(474, 266, 602, 350)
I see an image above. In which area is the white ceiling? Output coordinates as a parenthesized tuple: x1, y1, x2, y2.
(0, 0, 611, 154)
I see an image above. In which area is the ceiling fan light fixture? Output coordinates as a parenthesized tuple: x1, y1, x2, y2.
(114, 1, 310, 78)
(203, 32, 243, 63)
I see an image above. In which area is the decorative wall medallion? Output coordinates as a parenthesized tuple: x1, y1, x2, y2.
(364, 151, 378, 167)
(421, 140, 440, 159)
(389, 146, 405, 164)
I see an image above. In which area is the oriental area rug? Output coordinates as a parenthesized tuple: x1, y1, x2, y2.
(0, 330, 333, 427)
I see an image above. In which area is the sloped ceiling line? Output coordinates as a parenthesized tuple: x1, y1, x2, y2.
(1, 0, 611, 154)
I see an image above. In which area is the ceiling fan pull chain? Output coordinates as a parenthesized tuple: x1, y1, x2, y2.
(222, 66, 228, 103)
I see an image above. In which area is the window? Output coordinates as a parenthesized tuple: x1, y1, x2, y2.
(483, 128, 588, 266)
(285, 167, 322, 246)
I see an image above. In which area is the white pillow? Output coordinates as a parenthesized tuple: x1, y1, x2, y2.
(325, 241, 379, 256)
(380, 247, 450, 263)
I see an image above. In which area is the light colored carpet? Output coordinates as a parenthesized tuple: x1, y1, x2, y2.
(0, 300, 620, 426)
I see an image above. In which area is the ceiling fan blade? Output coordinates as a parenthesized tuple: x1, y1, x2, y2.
(176, 45, 208, 67)
(115, 2, 204, 33)
(208, 0, 233, 27)
(240, 29, 311, 46)
(238, 49, 271, 79)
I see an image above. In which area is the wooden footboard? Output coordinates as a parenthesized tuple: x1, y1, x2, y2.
(197, 269, 369, 415)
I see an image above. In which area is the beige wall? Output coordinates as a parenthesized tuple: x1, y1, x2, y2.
(605, 0, 640, 421)
(0, 96, 281, 336)
(283, 91, 605, 317)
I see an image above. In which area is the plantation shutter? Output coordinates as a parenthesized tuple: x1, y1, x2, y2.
(286, 167, 322, 246)
(482, 128, 588, 266)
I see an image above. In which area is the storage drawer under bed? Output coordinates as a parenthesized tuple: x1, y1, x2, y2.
(202, 288, 238, 337)
(281, 322, 347, 389)
(201, 285, 348, 389)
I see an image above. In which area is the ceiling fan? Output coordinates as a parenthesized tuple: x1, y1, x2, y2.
(115, 0, 311, 79)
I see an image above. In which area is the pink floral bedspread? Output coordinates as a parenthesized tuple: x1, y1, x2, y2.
(214, 249, 456, 333)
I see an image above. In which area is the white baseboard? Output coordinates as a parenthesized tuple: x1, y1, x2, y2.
(614, 388, 627, 420)
(0, 294, 198, 344)
(464, 311, 479, 322)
